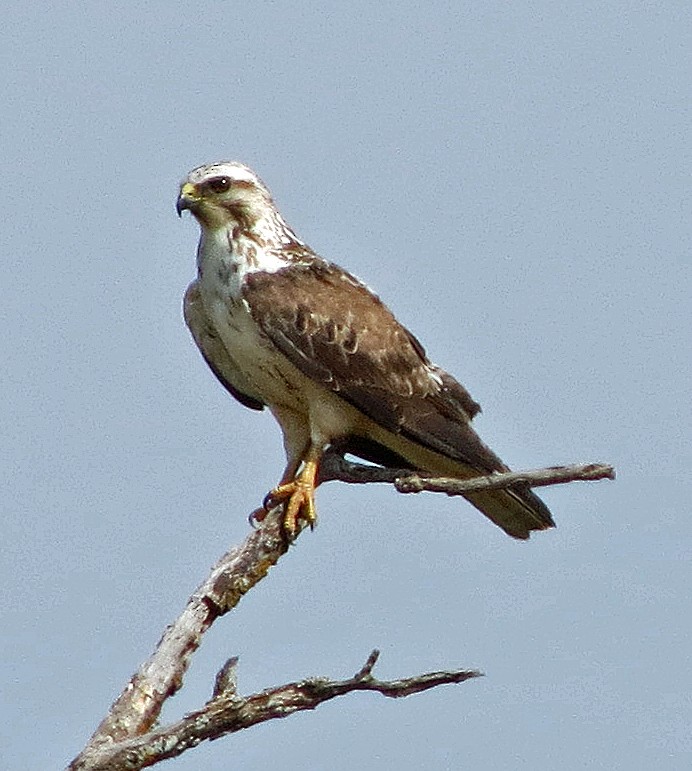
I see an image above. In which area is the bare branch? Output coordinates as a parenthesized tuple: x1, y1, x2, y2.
(318, 454, 615, 494)
(317, 452, 414, 484)
(70, 508, 291, 763)
(69, 651, 481, 771)
(213, 657, 239, 698)
(395, 463, 615, 495)
(70, 454, 613, 769)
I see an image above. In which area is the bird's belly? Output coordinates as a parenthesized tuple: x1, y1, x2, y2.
(211, 301, 300, 406)
(204, 292, 309, 411)
(203, 289, 366, 448)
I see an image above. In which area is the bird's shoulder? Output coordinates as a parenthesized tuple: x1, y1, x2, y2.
(241, 259, 481, 424)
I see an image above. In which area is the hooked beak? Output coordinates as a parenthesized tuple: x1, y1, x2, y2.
(176, 182, 197, 217)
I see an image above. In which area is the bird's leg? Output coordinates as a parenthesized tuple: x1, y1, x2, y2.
(253, 447, 321, 539)
(273, 457, 319, 538)
(249, 458, 299, 527)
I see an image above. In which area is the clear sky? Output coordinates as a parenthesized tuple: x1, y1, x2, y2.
(2, 2, 690, 769)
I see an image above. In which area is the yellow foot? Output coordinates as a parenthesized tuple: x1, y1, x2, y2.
(250, 462, 319, 539)
(268, 478, 317, 539)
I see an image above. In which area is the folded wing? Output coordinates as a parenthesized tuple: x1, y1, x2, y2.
(243, 262, 554, 539)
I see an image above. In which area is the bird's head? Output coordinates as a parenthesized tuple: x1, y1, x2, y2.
(177, 161, 275, 232)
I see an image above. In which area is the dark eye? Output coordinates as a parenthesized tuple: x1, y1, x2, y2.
(207, 176, 231, 194)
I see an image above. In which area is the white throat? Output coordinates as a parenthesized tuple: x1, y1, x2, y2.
(197, 225, 289, 300)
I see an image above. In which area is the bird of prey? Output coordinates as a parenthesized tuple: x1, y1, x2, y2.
(177, 162, 554, 540)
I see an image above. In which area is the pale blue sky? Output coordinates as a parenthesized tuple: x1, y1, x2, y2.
(2, 2, 690, 769)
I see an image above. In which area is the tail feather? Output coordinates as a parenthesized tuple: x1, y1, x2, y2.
(463, 484, 555, 539)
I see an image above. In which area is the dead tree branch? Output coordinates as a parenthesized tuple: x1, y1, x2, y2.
(70, 650, 480, 771)
(69, 456, 613, 770)
(394, 462, 614, 494)
(69, 507, 290, 766)
(318, 456, 615, 491)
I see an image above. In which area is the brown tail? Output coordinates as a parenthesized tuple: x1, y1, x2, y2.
(463, 484, 555, 539)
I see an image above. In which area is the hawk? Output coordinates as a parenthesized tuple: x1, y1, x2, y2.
(177, 162, 555, 539)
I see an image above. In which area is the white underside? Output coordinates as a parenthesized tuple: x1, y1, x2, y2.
(196, 227, 370, 472)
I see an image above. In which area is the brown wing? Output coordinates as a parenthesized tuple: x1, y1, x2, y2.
(184, 281, 265, 411)
(243, 262, 554, 539)
(243, 262, 495, 467)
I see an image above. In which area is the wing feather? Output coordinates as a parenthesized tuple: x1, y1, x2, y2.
(242, 263, 554, 539)
(243, 263, 488, 466)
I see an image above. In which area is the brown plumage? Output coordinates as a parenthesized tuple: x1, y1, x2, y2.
(243, 262, 554, 539)
(178, 161, 555, 539)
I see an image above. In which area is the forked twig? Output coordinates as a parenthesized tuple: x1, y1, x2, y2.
(69, 456, 613, 770)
